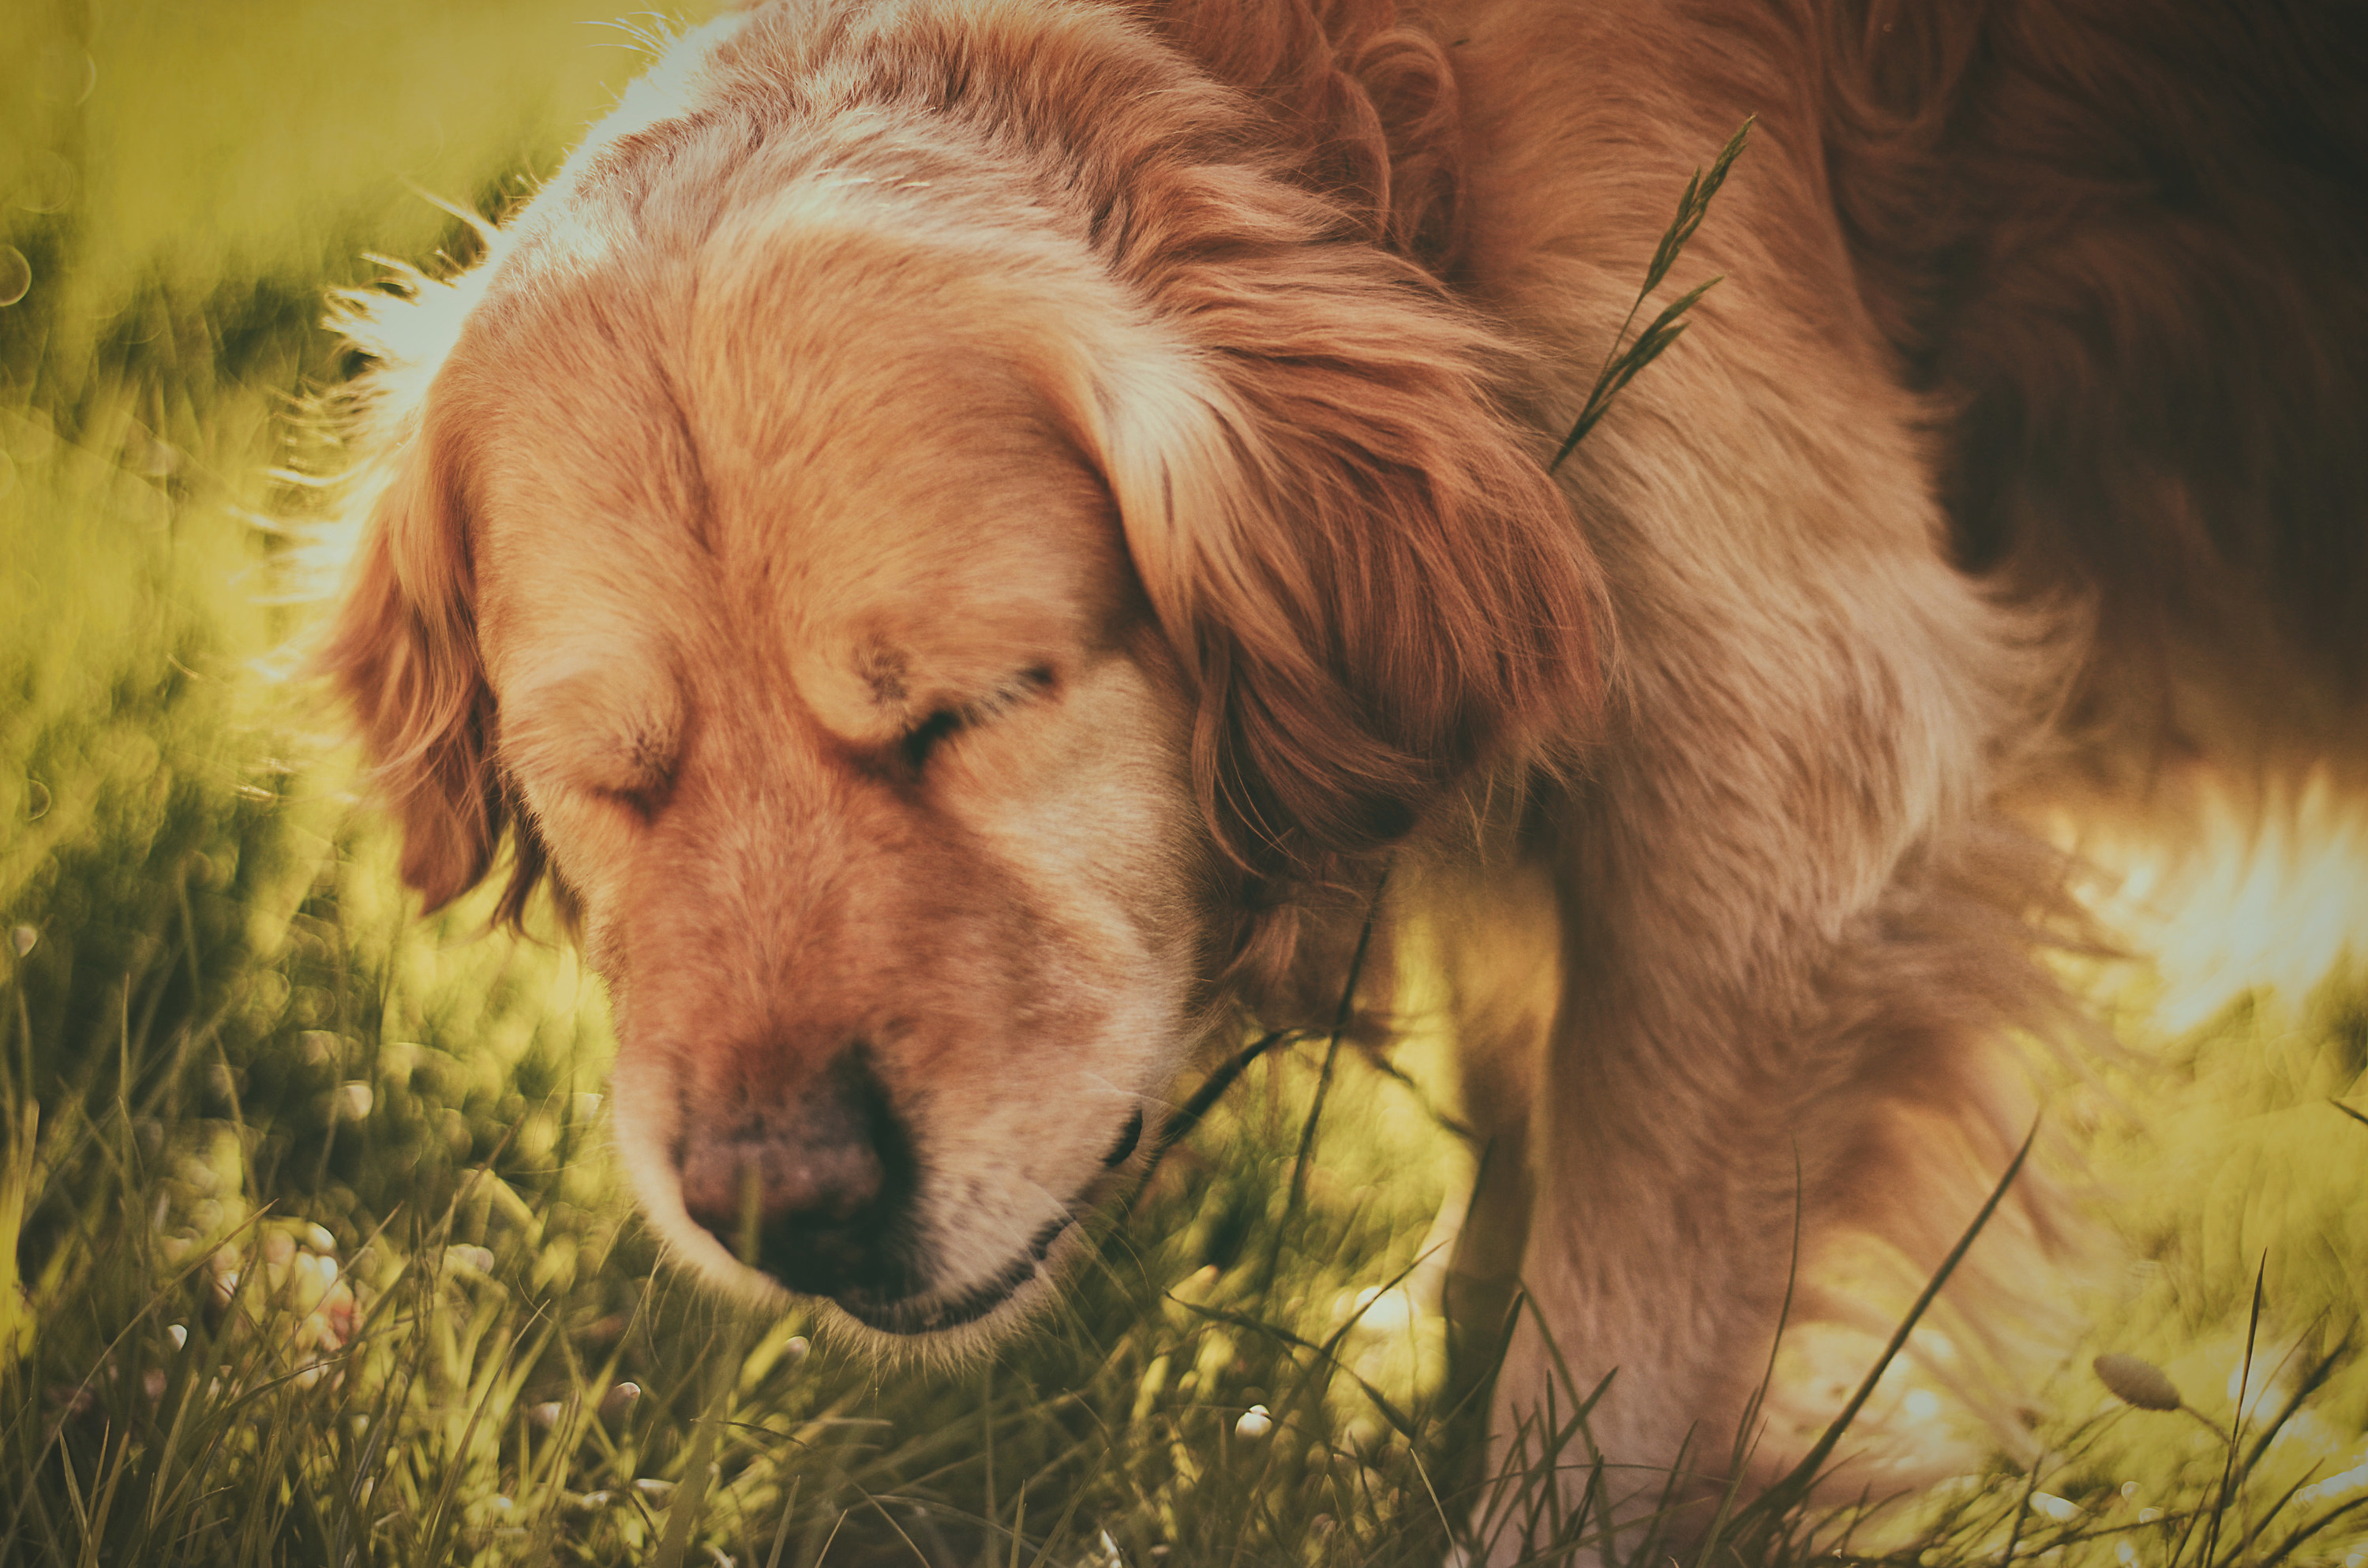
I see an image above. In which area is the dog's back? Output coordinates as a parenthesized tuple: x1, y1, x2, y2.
(1822, 0, 2368, 792)
(1416, 0, 2366, 1544)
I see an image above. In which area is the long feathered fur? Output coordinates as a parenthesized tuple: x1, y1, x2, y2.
(315, 0, 2366, 1554)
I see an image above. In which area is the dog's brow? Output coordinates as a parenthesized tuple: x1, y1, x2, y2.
(856, 643, 909, 708)
(500, 665, 682, 798)
(829, 632, 1060, 731)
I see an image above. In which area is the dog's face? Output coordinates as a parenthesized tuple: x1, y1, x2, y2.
(325, 21, 1601, 1345)
(518, 283, 1205, 1338)
(384, 207, 1220, 1337)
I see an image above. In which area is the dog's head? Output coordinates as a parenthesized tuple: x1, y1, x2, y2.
(323, 0, 1600, 1345)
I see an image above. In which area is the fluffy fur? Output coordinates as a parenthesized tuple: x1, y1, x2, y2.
(322, 0, 2367, 1551)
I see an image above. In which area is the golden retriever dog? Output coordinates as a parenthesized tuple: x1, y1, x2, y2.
(322, 0, 2367, 1550)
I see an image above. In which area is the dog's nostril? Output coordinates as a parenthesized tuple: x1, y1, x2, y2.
(1102, 1106, 1143, 1168)
(689, 1121, 885, 1237)
(676, 1047, 917, 1297)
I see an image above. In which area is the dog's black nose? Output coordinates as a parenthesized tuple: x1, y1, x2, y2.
(676, 1048, 919, 1300)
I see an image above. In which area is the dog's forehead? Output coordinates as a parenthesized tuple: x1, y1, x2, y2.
(456, 220, 1130, 726)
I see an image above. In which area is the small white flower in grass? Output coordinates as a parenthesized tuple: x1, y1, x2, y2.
(304, 1223, 335, 1253)
(1093, 1528, 1125, 1566)
(165, 1324, 186, 1350)
(2115, 1542, 2138, 1566)
(2138, 1508, 2163, 1525)
(2030, 1492, 2078, 1524)
(1235, 1404, 1272, 1439)
(600, 1381, 642, 1420)
(782, 1334, 810, 1366)
(10, 926, 36, 957)
(527, 1401, 564, 1430)
(334, 1082, 373, 1120)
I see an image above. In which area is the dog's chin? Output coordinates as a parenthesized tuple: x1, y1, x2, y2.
(829, 1212, 1076, 1338)
(810, 1226, 1080, 1357)
(679, 1212, 1083, 1354)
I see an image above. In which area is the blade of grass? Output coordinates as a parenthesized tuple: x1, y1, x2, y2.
(1261, 866, 1392, 1296)
(656, 1315, 749, 1568)
(2197, 1262, 2267, 1568)
(1751, 1120, 2039, 1523)
(2256, 1489, 2368, 1567)
(1551, 118, 1752, 468)
(1141, 1031, 1289, 1177)
(2000, 1447, 2047, 1566)
(2242, 1322, 2350, 1478)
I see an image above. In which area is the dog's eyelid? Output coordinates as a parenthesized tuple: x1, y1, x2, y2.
(976, 664, 1058, 713)
(587, 780, 665, 821)
(901, 708, 965, 769)
(898, 666, 1058, 772)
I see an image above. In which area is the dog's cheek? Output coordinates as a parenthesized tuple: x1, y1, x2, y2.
(605, 1030, 698, 1249)
(511, 789, 631, 918)
(913, 662, 1208, 1204)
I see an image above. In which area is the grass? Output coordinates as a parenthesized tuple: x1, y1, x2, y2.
(3, 2, 2366, 1563)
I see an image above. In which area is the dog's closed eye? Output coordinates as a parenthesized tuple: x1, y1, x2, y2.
(588, 773, 668, 822)
(901, 708, 966, 770)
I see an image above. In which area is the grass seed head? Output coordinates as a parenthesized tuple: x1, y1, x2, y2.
(2094, 1353, 2185, 1412)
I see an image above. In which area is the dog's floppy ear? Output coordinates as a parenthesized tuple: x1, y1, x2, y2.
(319, 420, 524, 917)
(1085, 253, 1606, 878)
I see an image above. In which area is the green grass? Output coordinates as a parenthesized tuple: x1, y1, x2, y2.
(3, 2, 2366, 1563)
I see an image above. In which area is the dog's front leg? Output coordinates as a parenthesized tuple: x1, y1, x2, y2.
(1467, 441, 2046, 1562)
(1431, 850, 1561, 1480)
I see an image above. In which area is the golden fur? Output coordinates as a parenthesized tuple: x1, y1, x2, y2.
(324, 0, 2367, 1550)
